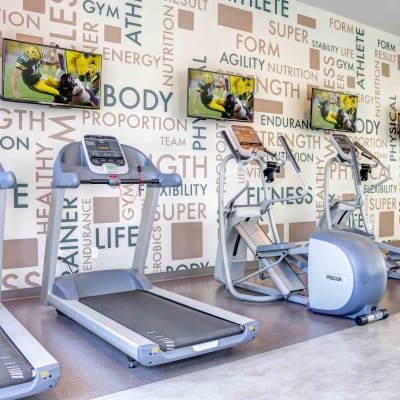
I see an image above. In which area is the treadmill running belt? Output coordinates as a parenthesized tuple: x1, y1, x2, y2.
(0, 327, 35, 389)
(80, 291, 243, 351)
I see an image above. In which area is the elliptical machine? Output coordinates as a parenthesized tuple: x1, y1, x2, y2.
(215, 125, 388, 324)
(318, 132, 400, 279)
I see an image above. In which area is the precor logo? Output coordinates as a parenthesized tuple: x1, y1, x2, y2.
(325, 273, 344, 282)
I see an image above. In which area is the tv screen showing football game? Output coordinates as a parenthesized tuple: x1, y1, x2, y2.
(187, 68, 254, 122)
(310, 88, 358, 132)
(1, 38, 101, 109)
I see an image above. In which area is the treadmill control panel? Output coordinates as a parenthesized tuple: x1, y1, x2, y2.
(331, 133, 354, 161)
(81, 135, 129, 174)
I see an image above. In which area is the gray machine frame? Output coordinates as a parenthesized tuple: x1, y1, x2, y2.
(215, 124, 310, 304)
(41, 140, 258, 367)
(0, 166, 59, 400)
(214, 125, 387, 324)
(318, 132, 400, 278)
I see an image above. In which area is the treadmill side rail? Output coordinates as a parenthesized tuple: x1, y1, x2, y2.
(0, 306, 60, 400)
(0, 162, 60, 399)
(48, 294, 257, 366)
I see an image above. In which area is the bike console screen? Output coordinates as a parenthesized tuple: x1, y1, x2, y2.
(81, 135, 129, 174)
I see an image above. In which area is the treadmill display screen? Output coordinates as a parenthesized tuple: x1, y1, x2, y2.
(81, 135, 129, 174)
(97, 143, 111, 152)
(83, 136, 125, 167)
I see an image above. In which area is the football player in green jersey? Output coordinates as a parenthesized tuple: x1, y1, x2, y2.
(11, 44, 66, 103)
(316, 91, 338, 127)
(193, 72, 226, 116)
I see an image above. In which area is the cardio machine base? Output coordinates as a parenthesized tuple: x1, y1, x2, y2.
(49, 269, 257, 367)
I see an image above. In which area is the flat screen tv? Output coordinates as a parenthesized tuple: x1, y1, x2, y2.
(310, 88, 358, 132)
(187, 68, 254, 122)
(1, 38, 101, 109)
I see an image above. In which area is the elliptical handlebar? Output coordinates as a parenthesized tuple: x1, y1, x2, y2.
(354, 141, 375, 161)
(274, 135, 309, 205)
(262, 147, 279, 159)
(278, 136, 300, 174)
(349, 144, 362, 186)
(329, 134, 392, 194)
(353, 141, 392, 191)
(353, 141, 379, 171)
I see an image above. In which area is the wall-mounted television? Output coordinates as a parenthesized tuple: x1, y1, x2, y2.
(310, 88, 358, 132)
(187, 68, 254, 122)
(1, 38, 101, 109)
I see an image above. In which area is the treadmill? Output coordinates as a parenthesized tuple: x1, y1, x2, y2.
(0, 165, 60, 400)
(41, 135, 258, 367)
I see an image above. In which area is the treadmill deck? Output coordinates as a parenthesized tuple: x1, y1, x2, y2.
(0, 327, 34, 389)
(80, 290, 243, 351)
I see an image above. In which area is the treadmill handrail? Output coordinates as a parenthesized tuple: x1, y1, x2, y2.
(0, 165, 15, 190)
(80, 178, 160, 185)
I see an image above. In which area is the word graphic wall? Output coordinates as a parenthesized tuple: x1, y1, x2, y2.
(0, 0, 399, 290)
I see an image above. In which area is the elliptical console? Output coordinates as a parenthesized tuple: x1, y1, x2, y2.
(330, 133, 354, 161)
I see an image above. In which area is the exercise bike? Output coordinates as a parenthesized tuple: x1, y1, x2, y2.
(317, 132, 400, 279)
(215, 125, 388, 325)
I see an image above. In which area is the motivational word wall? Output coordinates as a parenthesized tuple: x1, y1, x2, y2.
(0, 0, 399, 290)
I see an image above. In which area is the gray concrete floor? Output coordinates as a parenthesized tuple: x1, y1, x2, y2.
(6, 275, 400, 400)
(93, 312, 400, 400)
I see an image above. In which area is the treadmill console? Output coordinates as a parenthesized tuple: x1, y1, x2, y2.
(81, 135, 129, 174)
(331, 133, 354, 161)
